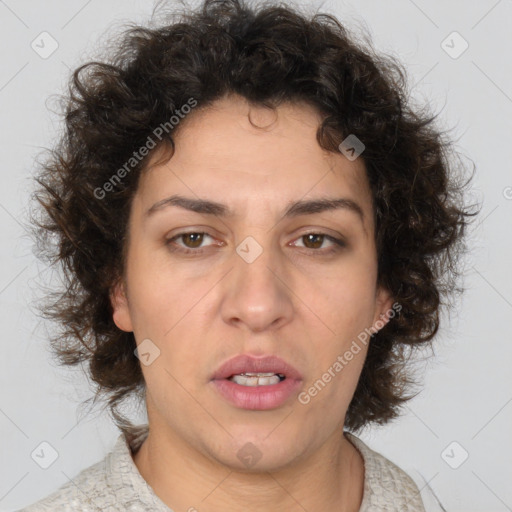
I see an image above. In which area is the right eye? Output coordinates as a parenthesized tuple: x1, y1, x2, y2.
(165, 231, 218, 254)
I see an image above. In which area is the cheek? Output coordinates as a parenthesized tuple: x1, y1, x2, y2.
(124, 244, 188, 333)
(130, 284, 188, 340)
(315, 267, 378, 333)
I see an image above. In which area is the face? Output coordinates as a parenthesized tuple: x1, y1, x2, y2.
(111, 94, 393, 471)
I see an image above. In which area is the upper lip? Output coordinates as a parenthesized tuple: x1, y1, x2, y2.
(211, 354, 303, 381)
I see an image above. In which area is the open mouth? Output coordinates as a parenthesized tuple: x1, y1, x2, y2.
(212, 373, 300, 410)
(210, 354, 302, 409)
(227, 372, 286, 386)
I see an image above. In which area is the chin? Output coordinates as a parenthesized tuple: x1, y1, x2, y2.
(206, 434, 306, 473)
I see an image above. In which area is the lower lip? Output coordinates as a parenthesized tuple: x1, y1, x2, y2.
(211, 377, 302, 410)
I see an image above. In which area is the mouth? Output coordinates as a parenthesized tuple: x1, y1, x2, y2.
(211, 354, 303, 381)
(210, 354, 303, 410)
(228, 372, 286, 386)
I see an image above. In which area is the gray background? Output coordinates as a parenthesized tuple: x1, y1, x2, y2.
(1, 0, 511, 510)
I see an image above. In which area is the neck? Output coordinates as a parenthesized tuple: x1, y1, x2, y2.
(131, 424, 364, 512)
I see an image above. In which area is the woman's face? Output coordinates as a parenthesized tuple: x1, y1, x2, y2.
(111, 95, 392, 471)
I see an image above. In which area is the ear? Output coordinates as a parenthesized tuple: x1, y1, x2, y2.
(110, 278, 134, 332)
(371, 286, 395, 333)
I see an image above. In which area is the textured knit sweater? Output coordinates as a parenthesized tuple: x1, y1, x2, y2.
(17, 425, 426, 511)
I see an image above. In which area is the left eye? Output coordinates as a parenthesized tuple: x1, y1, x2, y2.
(292, 233, 341, 251)
(165, 232, 344, 254)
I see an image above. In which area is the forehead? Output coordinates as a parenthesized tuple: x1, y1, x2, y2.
(136, 95, 374, 229)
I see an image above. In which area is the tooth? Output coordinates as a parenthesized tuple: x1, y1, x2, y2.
(242, 372, 276, 377)
(231, 374, 281, 386)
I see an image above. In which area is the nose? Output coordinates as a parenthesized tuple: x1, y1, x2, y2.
(220, 241, 294, 333)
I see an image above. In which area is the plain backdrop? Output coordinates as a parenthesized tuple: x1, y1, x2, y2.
(1, 0, 511, 511)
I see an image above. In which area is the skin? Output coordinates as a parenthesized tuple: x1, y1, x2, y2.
(110, 94, 393, 512)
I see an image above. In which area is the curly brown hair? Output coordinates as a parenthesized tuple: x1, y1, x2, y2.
(29, 0, 477, 437)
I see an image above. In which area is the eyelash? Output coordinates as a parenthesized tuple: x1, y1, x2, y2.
(165, 231, 346, 256)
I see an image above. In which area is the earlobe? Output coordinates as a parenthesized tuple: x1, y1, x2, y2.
(372, 287, 395, 332)
(110, 278, 134, 332)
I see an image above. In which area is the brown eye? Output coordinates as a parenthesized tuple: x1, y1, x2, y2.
(302, 233, 325, 249)
(293, 233, 345, 253)
(165, 232, 216, 254)
(165, 231, 345, 256)
(181, 232, 205, 248)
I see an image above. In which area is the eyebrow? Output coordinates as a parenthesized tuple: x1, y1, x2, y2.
(145, 194, 365, 224)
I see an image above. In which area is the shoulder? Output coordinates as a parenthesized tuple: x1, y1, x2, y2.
(345, 432, 426, 512)
(15, 457, 112, 512)
(15, 432, 147, 512)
